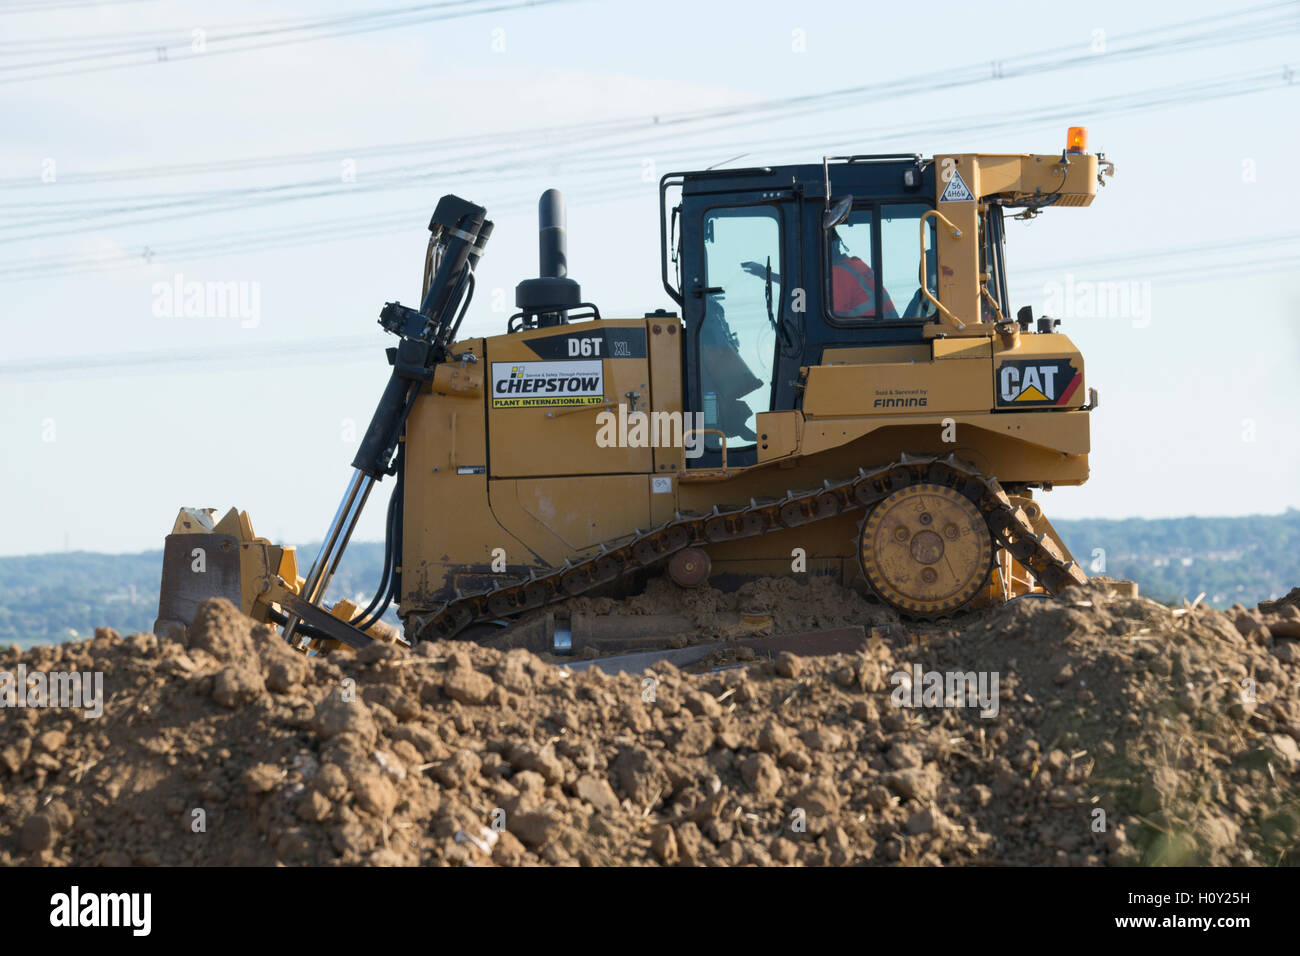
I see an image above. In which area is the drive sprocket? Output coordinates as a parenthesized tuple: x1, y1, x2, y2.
(857, 482, 994, 616)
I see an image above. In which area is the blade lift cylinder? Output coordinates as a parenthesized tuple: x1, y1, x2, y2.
(283, 196, 490, 646)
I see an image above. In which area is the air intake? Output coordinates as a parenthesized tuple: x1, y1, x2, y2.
(514, 189, 583, 328)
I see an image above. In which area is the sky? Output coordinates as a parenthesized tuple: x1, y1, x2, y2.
(0, 0, 1298, 557)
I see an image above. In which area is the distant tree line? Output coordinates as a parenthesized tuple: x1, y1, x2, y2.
(1, 511, 1296, 648)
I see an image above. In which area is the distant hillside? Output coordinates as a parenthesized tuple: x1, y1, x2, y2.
(1052, 509, 1300, 609)
(1, 511, 1296, 648)
(0, 551, 164, 650)
(0, 543, 387, 650)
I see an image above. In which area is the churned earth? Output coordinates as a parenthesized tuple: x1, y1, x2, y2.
(0, 578, 1297, 866)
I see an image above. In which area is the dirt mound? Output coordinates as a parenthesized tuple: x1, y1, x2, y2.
(0, 581, 1296, 866)
(567, 573, 898, 637)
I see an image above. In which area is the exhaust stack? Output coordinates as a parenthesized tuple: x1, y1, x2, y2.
(515, 188, 582, 327)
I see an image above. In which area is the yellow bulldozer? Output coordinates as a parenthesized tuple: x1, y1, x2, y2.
(155, 130, 1113, 653)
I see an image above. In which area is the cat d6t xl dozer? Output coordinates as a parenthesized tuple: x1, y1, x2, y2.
(156, 130, 1113, 653)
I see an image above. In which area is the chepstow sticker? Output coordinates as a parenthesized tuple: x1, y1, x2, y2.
(995, 358, 1081, 407)
(491, 360, 603, 408)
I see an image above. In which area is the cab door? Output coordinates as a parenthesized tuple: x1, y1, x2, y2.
(680, 194, 802, 469)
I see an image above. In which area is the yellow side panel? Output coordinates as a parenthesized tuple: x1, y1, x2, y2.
(648, 473, 679, 525)
(822, 344, 930, 365)
(486, 319, 653, 477)
(802, 359, 992, 418)
(756, 410, 799, 462)
(932, 337, 991, 361)
(489, 475, 650, 565)
(432, 359, 483, 397)
(647, 315, 685, 474)
(796, 413, 1090, 484)
(400, 337, 540, 606)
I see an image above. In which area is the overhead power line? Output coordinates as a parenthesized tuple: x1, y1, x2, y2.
(0, 0, 575, 85)
(0, 178, 642, 281)
(1015, 230, 1300, 276)
(0, 1, 1295, 187)
(0, 0, 159, 14)
(2, 232, 1294, 383)
(1, 62, 1295, 280)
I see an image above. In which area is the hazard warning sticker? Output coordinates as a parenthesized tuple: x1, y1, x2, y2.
(940, 169, 975, 203)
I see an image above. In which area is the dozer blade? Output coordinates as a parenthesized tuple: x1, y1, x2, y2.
(154, 506, 390, 651)
(154, 508, 246, 640)
(154, 507, 295, 640)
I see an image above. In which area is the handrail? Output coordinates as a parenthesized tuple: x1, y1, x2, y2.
(918, 210, 964, 329)
(980, 283, 1005, 323)
(546, 397, 616, 419)
(659, 174, 685, 306)
(683, 427, 729, 471)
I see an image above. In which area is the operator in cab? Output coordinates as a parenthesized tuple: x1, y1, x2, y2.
(742, 227, 900, 320)
(827, 234, 898, 319)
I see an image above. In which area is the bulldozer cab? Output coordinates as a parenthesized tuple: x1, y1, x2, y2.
(663, 155, 1001, 470)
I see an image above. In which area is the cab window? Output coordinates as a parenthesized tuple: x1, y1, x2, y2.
(697, 205, 781, 450)
(827, 202, 937, 322)
(827, 209, 884, 318)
